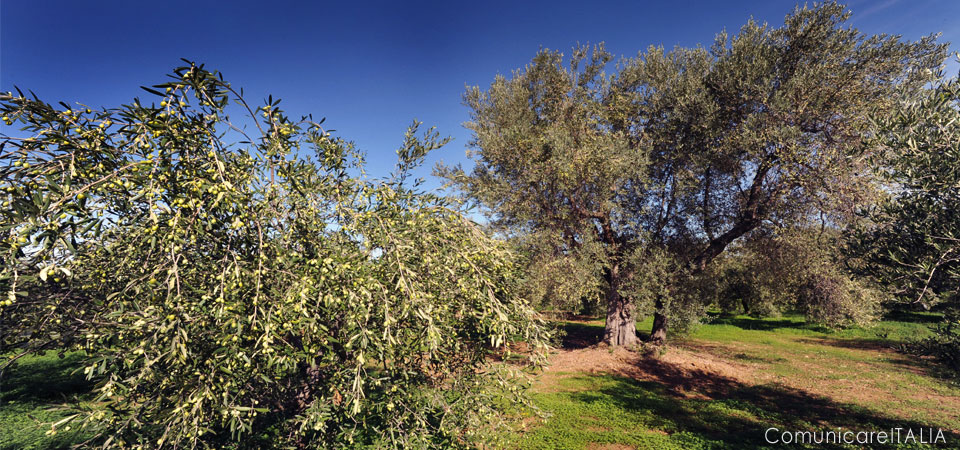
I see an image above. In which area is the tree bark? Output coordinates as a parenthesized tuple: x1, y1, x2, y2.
(648, 297, 668, 345)
(603, 263, 639, 347)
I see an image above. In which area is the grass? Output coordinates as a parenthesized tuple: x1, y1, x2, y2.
(518, 313, 959, 449)
(515, 375, 727, 449)
(2, 313, 957, 449)
(516, 372, 955, 449)
(0, 352, 94, 450)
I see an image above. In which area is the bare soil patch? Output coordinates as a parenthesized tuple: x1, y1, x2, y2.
(544, 343, 762, 399)
(585, 443, 634, 450)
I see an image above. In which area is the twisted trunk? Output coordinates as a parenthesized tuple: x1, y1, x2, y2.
(648, 298, 668, 345)
(603, 263, 639, 347)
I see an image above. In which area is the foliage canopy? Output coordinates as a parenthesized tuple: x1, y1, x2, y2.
(442, 2, 947, 344)
(850, 67, 960, 372)
(0, 63, 547, 449)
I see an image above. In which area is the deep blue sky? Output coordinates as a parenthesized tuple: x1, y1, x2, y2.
(3, 0, 958, 189)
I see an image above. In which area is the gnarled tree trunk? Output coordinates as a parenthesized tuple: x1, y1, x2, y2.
(648, 298, 668, 345)
(603, 264, 639, 347)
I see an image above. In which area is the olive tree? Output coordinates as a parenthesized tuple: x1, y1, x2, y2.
(712, 228, 883, 327)
(443, 2, 946, 345)
(853, 73, 960, 309)
(440, 45, 654, 346)
(0, 62, 547, 449)
(850, 69, 960, 371)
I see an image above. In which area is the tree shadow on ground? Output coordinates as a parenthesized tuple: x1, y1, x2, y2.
(544, 320, 958, 448)
(0, 353, 95, 450)
(558, 321, 606, 349)
(560, 354, 959, 449)
(706, 314, 832, 333)
(794, 337, 960, 382)
(678, 340, 791, 364)
(795, 336, 896, 351)
(883, 310, 944, 324)
(0, 352, 92, 404)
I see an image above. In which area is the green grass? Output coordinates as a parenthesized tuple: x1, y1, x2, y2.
(2, 313, 957, 449)
(515, 372, 955, 450)
(526, 313, 959, 449)
(514, 375, 729, 450)
(0, 352, 94, 450)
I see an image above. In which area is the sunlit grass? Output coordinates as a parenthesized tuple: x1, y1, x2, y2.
(526, 312, 958, 449)
(3, 312, 956, 449)
(0, 352, 94, 450)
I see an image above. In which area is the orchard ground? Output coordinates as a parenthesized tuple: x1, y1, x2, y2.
(3, 312, 959, 450)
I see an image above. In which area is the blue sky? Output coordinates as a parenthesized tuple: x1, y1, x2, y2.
(3, 0, 958, 190)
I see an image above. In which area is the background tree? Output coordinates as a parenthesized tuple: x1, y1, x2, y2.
(440, 45, 651, 346)
(444, 2, 947, 345)
(711, 228, 883, 327)
(850, 68, 960, 372)
(623, 2, 945, 342)
(0, 63, 547, 449)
